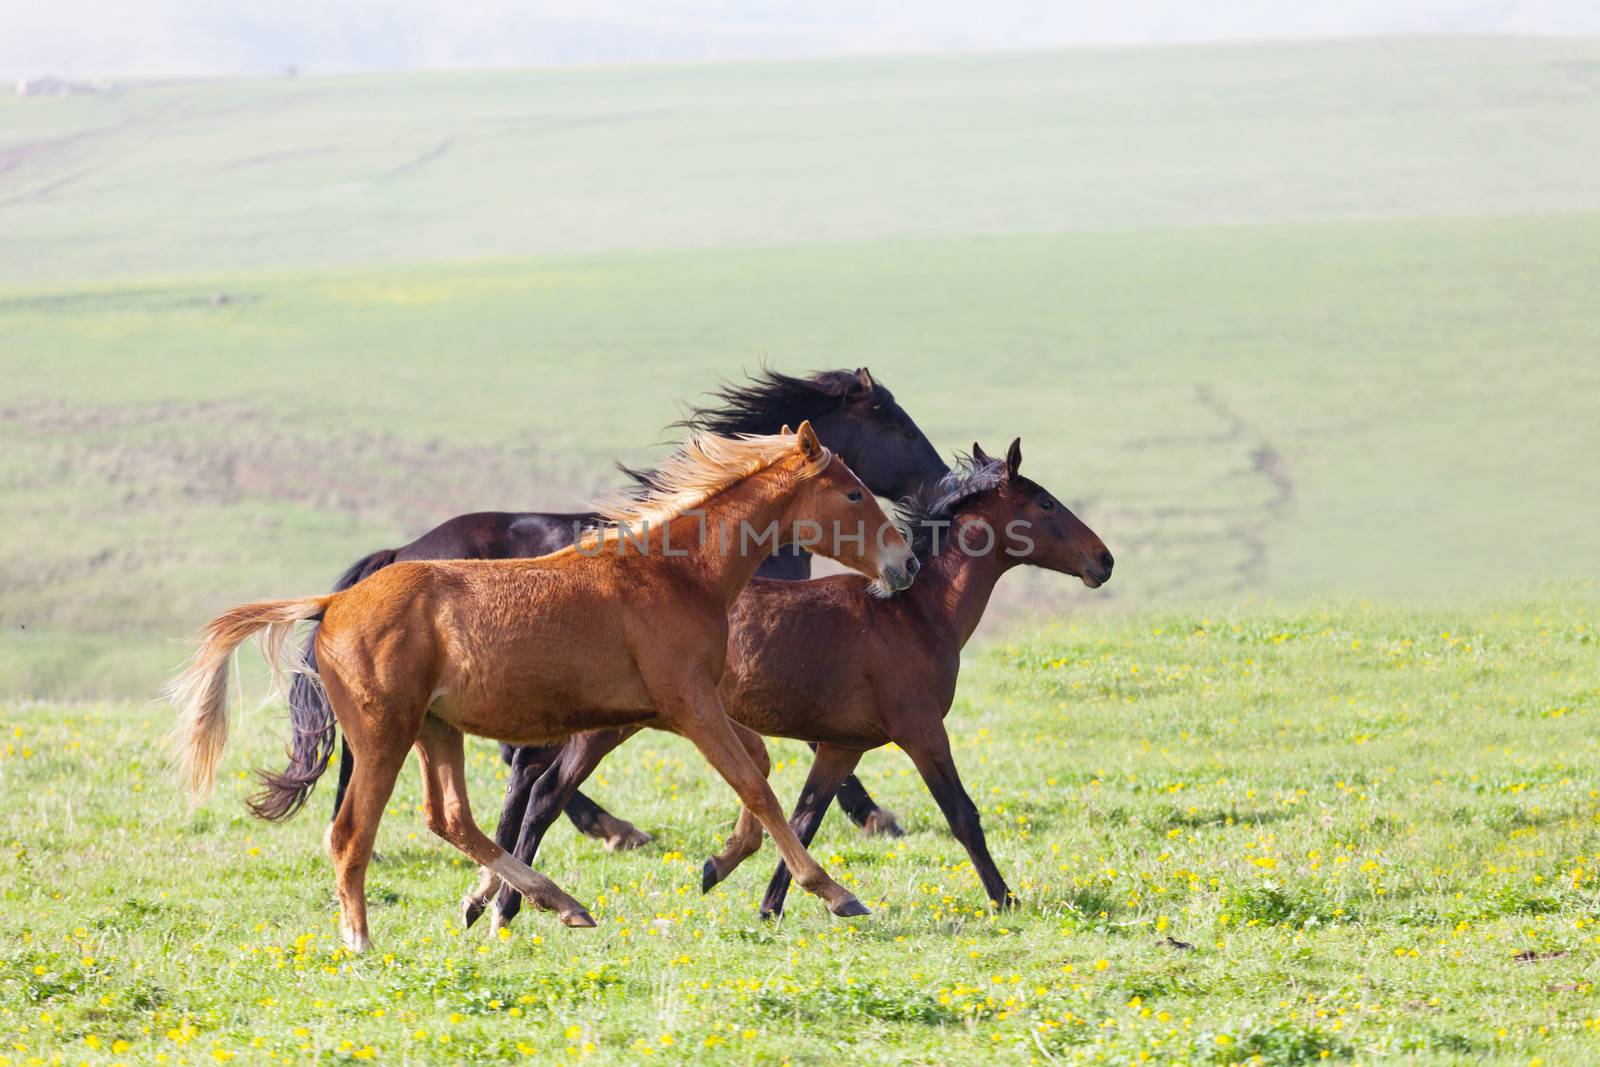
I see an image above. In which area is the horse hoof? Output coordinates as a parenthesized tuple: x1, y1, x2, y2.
(561, 909, 597, 928)
(700, 858, 721, 894)
(758, 905, 782, 922)
(828, 896, 870, 918)
(860, 809, 905, 838)
(461, 896, 486, 929)
(605, 824, 653, 852)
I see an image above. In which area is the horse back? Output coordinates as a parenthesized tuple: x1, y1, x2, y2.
(397, 511, 601, 563)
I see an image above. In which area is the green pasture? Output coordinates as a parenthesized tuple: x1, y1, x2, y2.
(1, 34, 1598, 1065)
(5, 207, 1599, 695)
(3, 599, 1598, 1064)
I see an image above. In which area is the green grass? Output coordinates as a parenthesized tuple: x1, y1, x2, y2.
(4, 209, 1599, 696)
(3, 37, 1599, 1062)
(3, 598, 1598, 1064)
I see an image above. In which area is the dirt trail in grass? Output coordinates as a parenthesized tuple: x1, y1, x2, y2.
(1066, 384, 1296, 608)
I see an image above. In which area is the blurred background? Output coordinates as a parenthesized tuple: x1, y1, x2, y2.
(2, 2, 1597, 696)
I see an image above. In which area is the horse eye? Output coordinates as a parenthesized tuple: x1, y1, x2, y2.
(847, 489, 863, 502)
(1039, 497, 1056, 511)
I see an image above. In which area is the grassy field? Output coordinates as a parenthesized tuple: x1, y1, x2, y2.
(2, 34, 1598, 1065)
(3, 598, 1598, 1064)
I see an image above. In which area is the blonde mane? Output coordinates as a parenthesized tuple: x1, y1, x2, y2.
(574, 430, 831, 551)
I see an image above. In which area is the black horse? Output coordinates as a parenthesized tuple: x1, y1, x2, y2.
(262, 368, 949, 855)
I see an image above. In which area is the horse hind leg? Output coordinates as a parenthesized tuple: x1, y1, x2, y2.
(413, 716, 595, 929)
(326, 740, 389, 864)
(563, 790, 653, 852)
(460, 740, 594, 928)
(329, 754, 405, 952)
(322, 675, 414, 953)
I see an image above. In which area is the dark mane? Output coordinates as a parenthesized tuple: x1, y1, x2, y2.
(675, 368, 887, 437)
(897, 450, 1006, 561)
(619, 369, 887, 493)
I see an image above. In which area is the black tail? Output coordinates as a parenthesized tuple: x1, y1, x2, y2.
(247, 548, 399, 821)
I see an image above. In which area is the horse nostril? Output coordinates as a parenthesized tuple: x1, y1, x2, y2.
(1098, 550, 1114, 572)
(904, 556, 920, 578)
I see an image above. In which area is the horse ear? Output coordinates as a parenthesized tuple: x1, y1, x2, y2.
(972, 442, 992, 463)
(780, 424, 793, 436)
(796, 420, 824, 460)
(853, 367, 875, 396)
(1004, 437, 1022, 478)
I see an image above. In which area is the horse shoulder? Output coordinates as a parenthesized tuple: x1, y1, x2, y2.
(607, 566, 727, 674)
(721, 580, 872, 728)
(863, 598, 955, 709)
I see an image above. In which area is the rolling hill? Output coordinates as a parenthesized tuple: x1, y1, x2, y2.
(2, 37, 1597, 695)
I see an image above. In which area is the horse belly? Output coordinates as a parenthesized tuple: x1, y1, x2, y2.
(432, 622, 654, 745)
(444, 699, 656, 747)
(721, 659, 860, 743)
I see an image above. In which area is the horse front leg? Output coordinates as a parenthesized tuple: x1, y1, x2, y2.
(698, 721, 774, 891)
(749, 742, 865, 918)
(653, 676, 865, 918)
(898, 723, 1016, 911)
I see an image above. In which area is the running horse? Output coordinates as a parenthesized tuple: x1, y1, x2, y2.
(166, 425, 918, 951)
(466, 438, 1112, 929)
(279, 369, 946, 847)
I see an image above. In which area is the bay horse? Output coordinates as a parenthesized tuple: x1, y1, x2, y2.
(467, 438, 1111, 929)
(278, 369, 946, 848)
(166, 425, 919, 951)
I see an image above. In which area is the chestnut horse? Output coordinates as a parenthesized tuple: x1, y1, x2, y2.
(283, 368, 946, 847)
(166, 425, 918, 951)
(467, 438, 1111, 929)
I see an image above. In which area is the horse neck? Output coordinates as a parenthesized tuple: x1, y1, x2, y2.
(908, 512, 1014, 649)
(664, 461, 803, 609)
(808, 408, 852, 452)
(807, 410, 870, 477)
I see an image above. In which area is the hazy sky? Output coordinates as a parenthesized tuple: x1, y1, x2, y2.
(5, 0, 1599, 78)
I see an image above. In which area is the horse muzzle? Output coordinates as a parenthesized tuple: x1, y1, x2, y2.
(1081, 549, 1114, 588)
(881, 554, 920, 593)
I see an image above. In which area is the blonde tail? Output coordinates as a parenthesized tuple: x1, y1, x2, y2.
(163, 595, 331, 801)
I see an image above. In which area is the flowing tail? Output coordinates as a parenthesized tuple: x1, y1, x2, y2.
(260, 548, 399, 822)
(164, 594, 333, 805)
